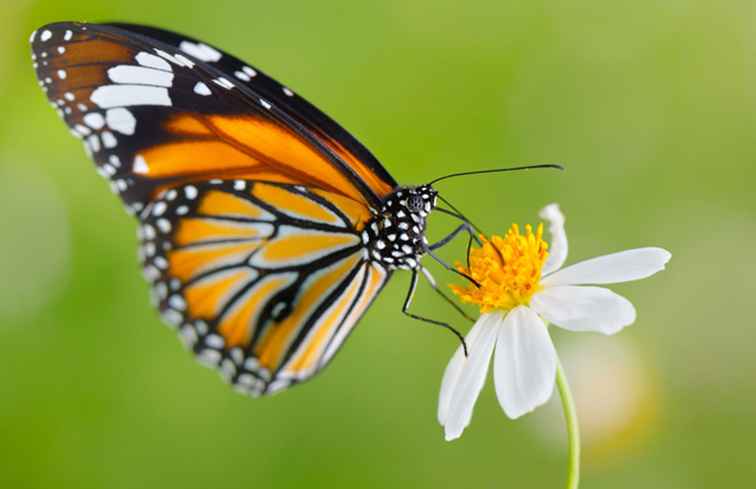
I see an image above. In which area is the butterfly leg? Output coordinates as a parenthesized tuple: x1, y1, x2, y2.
(428, 222, 479, 251)
(427, 219, 479, 271)
(420, 267, 475, 323)
(424, 247, 480, 288)
(403, 269, 469, 356)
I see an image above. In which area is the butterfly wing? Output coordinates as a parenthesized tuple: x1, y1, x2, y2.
(30, 22, 397, 216)
(141, 179, 390, 394)
(30, 22, 397, 393)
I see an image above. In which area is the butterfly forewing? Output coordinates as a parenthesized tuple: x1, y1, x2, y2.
(107, 22, 398, 201)
(139, 180, 389, 394)
(30, 22, 396, 215)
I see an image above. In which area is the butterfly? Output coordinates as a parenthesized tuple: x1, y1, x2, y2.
(29, 21, 509, 396)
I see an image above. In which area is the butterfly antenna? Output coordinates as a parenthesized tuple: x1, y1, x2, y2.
(436, 194, 511, 264)
(428, 163, 564, 186)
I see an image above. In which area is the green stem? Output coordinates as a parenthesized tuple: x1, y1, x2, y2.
(555, 355, 580, 489)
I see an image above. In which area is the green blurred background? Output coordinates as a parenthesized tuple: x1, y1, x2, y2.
(2, 0, 754, 487)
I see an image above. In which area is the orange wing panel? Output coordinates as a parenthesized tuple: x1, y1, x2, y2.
(253, 184, 342, 226)
(196, 191, 272, 220)
(174, 218, 269, 247)
(168, 242, 261, 282)
(217, 274, 296, 348)
(283, 266, 365, 375)
(145, 115, 375, 205)
(184, 268, 257, 319)
(207, 115, 367, 203)
(254, 253, 361, 370)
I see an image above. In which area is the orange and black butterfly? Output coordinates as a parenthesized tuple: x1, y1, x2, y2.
(31, 22, 549, 395)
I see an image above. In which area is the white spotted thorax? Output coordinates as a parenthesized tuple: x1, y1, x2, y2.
(362, 184, 437, 270)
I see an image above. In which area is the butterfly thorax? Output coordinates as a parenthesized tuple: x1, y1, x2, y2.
(362, 185, 437, 271)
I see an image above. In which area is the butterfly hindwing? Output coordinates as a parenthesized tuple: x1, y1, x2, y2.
(139, 180, 390, 395)
(30, 22, 396, 215)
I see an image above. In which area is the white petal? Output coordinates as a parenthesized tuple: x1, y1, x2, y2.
(542, 247, 671, 286)
(440, 312, 500, 441)
(539, 203, 567, 276)
(530, 285, 636, 335)
(438, 315, 485, 425)
(493, 306, 557, 419)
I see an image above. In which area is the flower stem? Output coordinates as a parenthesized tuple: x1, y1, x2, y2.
(556, 355, 580, 489)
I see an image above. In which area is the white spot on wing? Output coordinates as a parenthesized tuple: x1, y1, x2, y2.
(156, 218, 171, 233)
(64, 30, 73, 41)
(108, 65, 174, 87)
(193, 82, 211, 96)
(234, 70, 251, 82)
(205, 334, 224, 349)
(74, 124, 91, 136)
(135, 52, 173, 71)
(179, 41, 222, 62)
(173, 54, 195, 68)
(40, 30, 52, 42)
(154, 49, 179, 65)
(83, 112, 105, 129)
(152, 202, 167, 216)
(133, 155, 149, 174)
(169, 294, 186, 311)
(101, 131, 117, 148)
(86, 134, 101, 153)
(91, 85, 172, 109)
(212, 77, 234, 89)
(105, 108, 137, 135)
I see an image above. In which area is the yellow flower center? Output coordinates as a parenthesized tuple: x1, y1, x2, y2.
(451, 223, 549, 313)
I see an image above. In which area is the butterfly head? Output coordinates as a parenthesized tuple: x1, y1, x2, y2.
(363, 185, 437, 271)
(404, 184, 437, 217)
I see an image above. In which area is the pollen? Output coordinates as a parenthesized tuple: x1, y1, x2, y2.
(451, 223, 549, 313)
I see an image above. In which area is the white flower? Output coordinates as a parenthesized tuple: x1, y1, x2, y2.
(438, 204, 671, 441)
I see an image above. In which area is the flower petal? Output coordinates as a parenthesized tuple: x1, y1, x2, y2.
(530, 285, 636, 335)
(439, 312, 500, 441)
(493, 306, 557, 419)
(539, 203, 568, 276)
(542, 247, 671, 286)
(438, 313, 486, 425)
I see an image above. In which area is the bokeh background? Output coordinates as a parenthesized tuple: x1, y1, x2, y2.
(2, 1, 754, 487)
